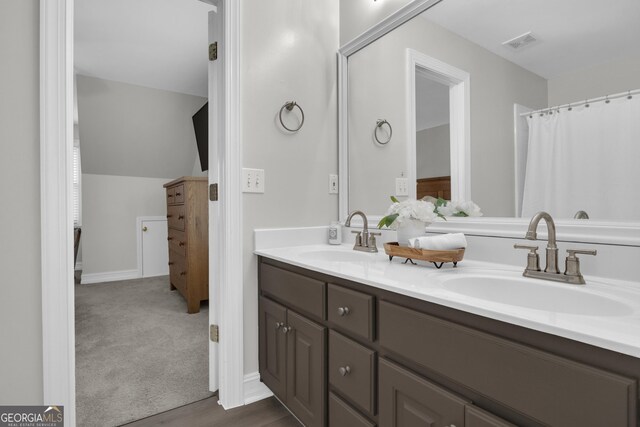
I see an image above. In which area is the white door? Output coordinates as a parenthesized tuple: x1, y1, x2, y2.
(208, 6, 222, 393)
(139, 217, 169, 278)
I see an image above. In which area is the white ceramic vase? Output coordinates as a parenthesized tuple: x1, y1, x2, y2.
(396, 218, 428, 246)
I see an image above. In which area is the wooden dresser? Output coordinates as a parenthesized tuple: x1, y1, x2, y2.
(163, 177, 208, 313)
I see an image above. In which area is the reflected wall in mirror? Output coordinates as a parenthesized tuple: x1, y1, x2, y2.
(344, 0, 640, 221)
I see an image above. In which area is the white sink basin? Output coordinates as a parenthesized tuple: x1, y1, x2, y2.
(298, 249, 378, 263)
(440, 275, 633, 316)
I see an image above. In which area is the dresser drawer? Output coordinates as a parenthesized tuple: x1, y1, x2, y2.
(173, 184, 185, 204)
(328, 284, 374, 341)
(329, 330, 376, 416)
(169, 252, 187, 294)
(260, 263, 325, 319)
(168, 228, 187, 256)
(329, 393, 375, 427)
(167, 205, 185, 230)
(166, 186, 175, 204)
(379, 300, 636, 427)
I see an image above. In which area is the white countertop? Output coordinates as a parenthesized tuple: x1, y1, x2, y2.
(255, 243, 640, 358)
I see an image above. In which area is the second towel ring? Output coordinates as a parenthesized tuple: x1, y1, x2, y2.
(279, 101, 305, 132)
(374, 119, 392, 145)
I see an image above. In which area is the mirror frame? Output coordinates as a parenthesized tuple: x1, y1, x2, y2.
(337, 0, 640, 246)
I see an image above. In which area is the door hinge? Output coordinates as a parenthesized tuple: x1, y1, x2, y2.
(209, 183, 218, 201)
(210, 324, 219, 342)
(209, 42, 218, 61)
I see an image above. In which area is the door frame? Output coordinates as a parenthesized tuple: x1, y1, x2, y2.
(39, 0, 246, 423)
(406, 48, 471, 202)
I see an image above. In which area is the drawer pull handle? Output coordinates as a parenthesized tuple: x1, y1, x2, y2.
(178, 215, 185, 220)
(167, 214, 173, 218)
(338, 366, 351, 376)
(179, 241, 185, 247)
(176, 192, 181, 196)
(282, 326, 293, 334)
(167, 237, 173, 241)
(168, 262, 174, 266)
(275, 322, 284, 330)
(337, 306, 351, 316)
(180, 271, 187, 276)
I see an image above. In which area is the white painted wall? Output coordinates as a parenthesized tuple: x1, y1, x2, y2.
(347, 16, 548, 216)
(241, 0, 340, 376)
(416, 125, 450, 179)
(548, 54, 640, 106)
(0, 0, 43, 404)
(340, 0, 414, 45)
(81, 174, 171, 278)
(76, 75, 206, 178)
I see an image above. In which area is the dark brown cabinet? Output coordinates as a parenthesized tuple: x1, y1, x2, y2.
(258, 257, 640, 427)
(379, 358, 467, 427)
(259, 296, 326, 427)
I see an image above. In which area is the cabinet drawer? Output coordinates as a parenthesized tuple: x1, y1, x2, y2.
(379, 358, 467, 427)
(168, 228, 187, 256)
(167, 205, 186, 230)
(465, 406, 516, 427)
(166, 187, 175, 204)
(329, 393, 375, 427)
(329, 330, 376, 416)
(260, 263, 325, 319)
(169, 252, 187, 294)
(173, 184, 185, 204)
(328, 284, 374, 341)
(379, 301, 636, 427)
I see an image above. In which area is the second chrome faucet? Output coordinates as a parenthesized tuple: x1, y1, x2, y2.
(515, 211, 596, 285)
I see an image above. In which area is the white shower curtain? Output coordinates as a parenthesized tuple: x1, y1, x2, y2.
(521, 95, 640, 221)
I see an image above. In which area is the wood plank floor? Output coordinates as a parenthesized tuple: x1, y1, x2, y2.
(121, 396, 301, 427)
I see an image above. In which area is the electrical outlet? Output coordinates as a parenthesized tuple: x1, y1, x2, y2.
(329, 174, 339, 194)
(395, 177, 409, 196)
(242, 168, 265, 193)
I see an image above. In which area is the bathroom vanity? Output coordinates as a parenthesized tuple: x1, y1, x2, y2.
(257, 245, 640, 427)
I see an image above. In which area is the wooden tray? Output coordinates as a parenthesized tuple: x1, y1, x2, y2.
(383, 242, 465, 269)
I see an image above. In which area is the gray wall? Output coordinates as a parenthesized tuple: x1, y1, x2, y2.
(416, 125, 450, 179)
(347, 15, 548, 216)
(548, 54, 640, 106)
(0, 0, 43, 404)
(77, 75, 206, 178)
(241, 0, 340, 376)
(340, 0, 414, 45)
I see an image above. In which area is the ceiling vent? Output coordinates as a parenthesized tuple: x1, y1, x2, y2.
(502, 32, 538, 50)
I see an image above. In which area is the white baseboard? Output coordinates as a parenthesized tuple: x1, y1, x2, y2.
(80, 269, 140, 285)
(74, 261, 83, 271)
(244, 372, 273, 405)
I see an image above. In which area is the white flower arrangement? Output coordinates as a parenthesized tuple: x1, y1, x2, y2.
(378, 196, 482, 229)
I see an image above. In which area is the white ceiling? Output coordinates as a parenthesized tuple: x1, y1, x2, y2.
(416, 73, 449, 132)
(75, 0, 213, 97)
(425, 0, 640, 79)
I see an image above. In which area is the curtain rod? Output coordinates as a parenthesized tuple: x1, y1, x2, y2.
(520, 88, 640, 117)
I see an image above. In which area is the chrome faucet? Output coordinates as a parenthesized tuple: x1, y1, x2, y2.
(515, 211, 596, 285)
(345, 210, 380, 253)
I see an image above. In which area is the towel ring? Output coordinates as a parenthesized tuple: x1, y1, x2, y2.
(374, 119, 392, 145)
(279, 101, 305, 132)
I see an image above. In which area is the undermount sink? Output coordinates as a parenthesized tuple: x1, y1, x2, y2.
(439, 275, 633, 316)
(298, 249, 378, 263)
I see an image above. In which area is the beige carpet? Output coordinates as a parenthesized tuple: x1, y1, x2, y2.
(75, 275, 213, 427)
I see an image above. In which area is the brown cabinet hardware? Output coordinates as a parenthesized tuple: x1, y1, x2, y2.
(180, 271, 187, 276)
(168, 262, 174, 266)
(337, 306, 350, 316)
(338, 366, 351, 376)
(167, 237, 173, 241)
(179, 241, 185, 247)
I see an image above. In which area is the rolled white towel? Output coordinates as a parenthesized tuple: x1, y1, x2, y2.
(408, 233, 467, 250)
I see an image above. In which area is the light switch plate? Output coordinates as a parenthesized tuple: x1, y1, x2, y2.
(395, 177, 409, 196)
(242, 168, 265, 193)
(329, 174, 339, 194)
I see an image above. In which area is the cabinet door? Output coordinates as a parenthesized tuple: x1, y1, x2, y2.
(286, 310, 326, 427)
(259, 297, 287, 401)
(465, 406, 516, 427)
(379, 358, 467, 427)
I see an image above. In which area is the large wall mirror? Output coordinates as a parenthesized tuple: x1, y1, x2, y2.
(339, 0, 640, 238)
